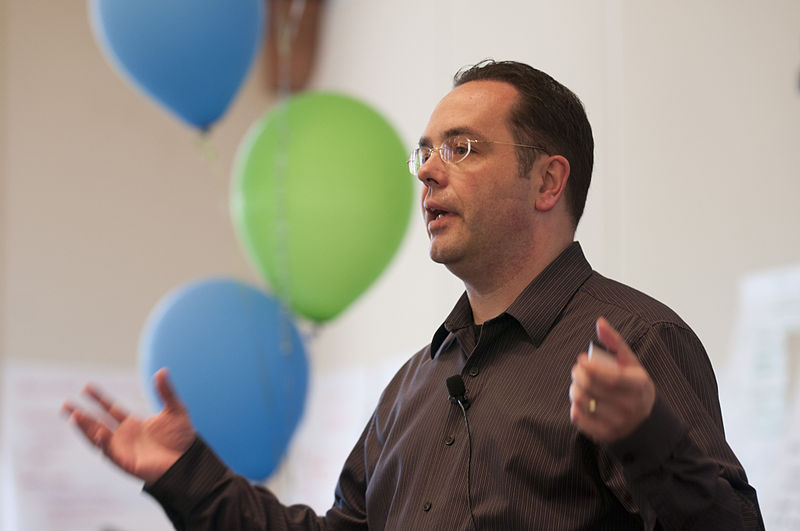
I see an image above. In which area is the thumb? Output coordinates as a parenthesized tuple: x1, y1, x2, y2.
(154, 367, 187, 414)
(596, 317, 639, 367)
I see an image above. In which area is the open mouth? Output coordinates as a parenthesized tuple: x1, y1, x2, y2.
(424, 201, 454, 226)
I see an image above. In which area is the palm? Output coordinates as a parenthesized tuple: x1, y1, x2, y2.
(63, 368, 195, 484)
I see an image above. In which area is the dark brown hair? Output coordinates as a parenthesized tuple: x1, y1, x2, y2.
(454, 60, 594, 226)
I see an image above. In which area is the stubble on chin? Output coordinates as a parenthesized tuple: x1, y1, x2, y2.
(428, 236, 463, 266)
(428, 237, 446, 264)
(428, 241, 444, 264)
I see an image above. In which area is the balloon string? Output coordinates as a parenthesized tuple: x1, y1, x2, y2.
(265, 3, 309, 488)
(277, 0, 307, 98)
(193, 131, 228, 200)
(274, 0, 308, 357)
(268, 1, 308, 493)
(238, 281, 291, 484)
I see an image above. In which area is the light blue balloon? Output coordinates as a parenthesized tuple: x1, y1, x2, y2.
(140, 278, 309, 480)
(89, 0, 264, 130)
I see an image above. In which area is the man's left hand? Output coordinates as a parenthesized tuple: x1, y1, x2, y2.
(569, 317, 656, 444)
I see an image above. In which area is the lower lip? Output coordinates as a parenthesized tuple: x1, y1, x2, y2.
(428, 214, 452, 232)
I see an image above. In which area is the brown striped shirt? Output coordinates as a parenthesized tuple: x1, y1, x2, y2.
(146, 242, 763, 530)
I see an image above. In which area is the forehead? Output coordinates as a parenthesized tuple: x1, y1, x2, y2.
(421, 80, 518, 143)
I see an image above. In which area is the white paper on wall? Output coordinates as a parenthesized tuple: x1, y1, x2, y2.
(0, 355, 407, 530)
(0, 363, 173, 531)
(720, 266, 800, 531)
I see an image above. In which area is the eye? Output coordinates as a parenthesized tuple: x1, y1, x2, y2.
(453, 137, 470, 155)
(419, 147, 432, 163)
(446, 136, 472, 163)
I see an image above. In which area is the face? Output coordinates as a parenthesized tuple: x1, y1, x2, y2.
(417, 80, 541, 277)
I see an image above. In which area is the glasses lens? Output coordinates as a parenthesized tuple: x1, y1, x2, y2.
(412, 146, 433, 175)
(443, 136, 471, 164)
(408, 149, 419, 175)
(408, 147, 424, 175)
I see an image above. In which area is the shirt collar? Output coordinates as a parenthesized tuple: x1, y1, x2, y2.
(430, 242, 593, 358)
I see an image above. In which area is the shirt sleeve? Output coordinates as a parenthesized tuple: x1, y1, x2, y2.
(143, 425, 373, 530)
(604, 322, 764, 530)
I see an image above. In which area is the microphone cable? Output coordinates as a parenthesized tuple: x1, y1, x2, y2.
(446, 375, 478, 531)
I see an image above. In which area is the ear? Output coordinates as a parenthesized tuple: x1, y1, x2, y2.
(534, 155, 570, 212)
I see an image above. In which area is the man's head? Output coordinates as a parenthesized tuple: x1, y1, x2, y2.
(453, 60, 594, 227)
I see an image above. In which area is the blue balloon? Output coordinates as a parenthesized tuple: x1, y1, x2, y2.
(89, 0, 264, 130)
(140, 278, 309, 480)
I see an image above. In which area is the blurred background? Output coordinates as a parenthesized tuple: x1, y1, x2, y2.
(1, 0, 799, 529)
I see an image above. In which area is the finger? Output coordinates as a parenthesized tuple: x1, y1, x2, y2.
(61, 400, 77, 417)
(587, 341, 615, 364)
(571, 388, 632, 443)
(67, 408, 114, 452)
(571, 359, 591, 391)
(154, 368, 186, 413)
(573, 357, 618, 406)
(596, 317, 639, 367)
(576, 351, 620, 387)
(570, 392, 606, 438)
(568, 380, 591, 416)
(82, 384, 128, 423)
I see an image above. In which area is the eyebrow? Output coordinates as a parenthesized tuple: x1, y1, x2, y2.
(418, 126, 483, 147)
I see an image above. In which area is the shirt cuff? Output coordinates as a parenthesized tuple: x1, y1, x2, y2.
(143, 436, 232, 514)
(607, 393, 689, 479)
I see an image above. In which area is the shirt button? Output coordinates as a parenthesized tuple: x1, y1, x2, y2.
(423, 501, 432, 512)
(445, 435, 455, 446)
(469, 367, 479, 377)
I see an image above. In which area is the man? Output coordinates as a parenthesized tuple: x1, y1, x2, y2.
(63, 60, 763, 530)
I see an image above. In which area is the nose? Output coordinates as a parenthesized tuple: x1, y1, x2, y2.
(416, 149, 447, 187)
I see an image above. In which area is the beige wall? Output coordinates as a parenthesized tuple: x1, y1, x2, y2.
(2, 0, 271, 368)
(1, 0, 8, 405)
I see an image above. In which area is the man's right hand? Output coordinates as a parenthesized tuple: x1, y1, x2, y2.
(61, 367, 196, 485)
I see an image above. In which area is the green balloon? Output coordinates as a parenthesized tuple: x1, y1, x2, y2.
(232, 92, 413, 322)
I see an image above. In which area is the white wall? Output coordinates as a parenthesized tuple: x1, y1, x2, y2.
(617, 1, 800, 369)
(309, 0, 800, 371)
(2, 0, 799, 526)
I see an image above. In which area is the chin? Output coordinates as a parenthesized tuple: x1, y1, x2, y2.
(429, 244, 462, 266)
(428, 246, 447, 264)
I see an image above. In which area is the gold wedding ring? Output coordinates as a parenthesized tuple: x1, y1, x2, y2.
(588, 398, 597, 414)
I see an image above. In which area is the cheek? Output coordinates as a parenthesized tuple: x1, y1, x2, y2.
(473, 185, 533, 228)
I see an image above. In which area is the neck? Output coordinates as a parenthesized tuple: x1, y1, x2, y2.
(462, 234, 573, 324)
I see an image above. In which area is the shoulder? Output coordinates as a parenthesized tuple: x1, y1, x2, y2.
(578, 274, 725, 427)
(578, 271, 692, 334)
(572, 272, 711, 364)
(577, 272, 717, 382)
